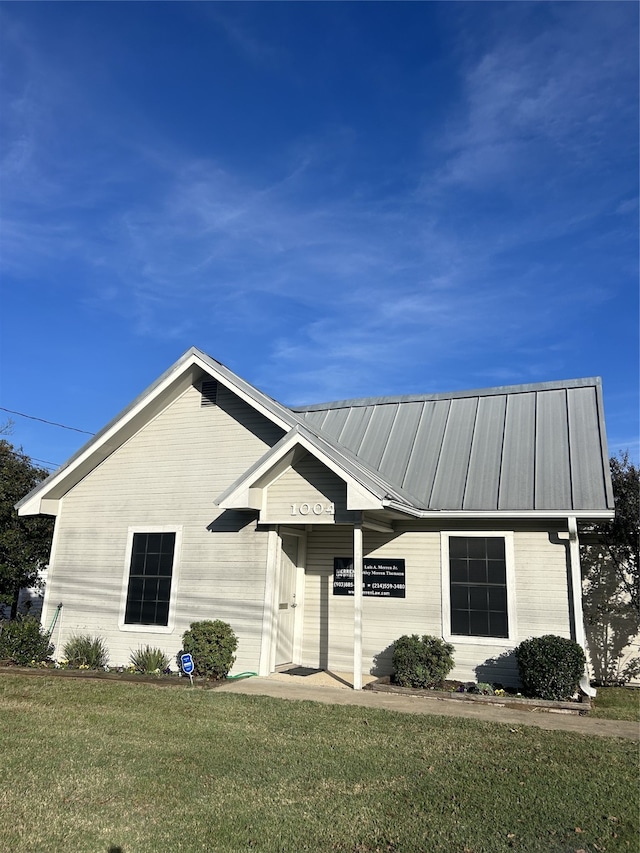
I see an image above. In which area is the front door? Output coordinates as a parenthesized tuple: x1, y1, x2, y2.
(276, 534, 298, 666)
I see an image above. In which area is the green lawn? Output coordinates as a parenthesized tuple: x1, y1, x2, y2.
(590, 686, 640, 722)
(0, 675, 637, 853)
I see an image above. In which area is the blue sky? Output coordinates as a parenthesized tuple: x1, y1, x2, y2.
(1, 1, 638, 473)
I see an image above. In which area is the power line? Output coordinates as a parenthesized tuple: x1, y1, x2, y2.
(31, 457, 60, 470)
(0, 407, 95, 435)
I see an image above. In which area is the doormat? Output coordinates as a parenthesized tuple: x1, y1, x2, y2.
(280, 666, 322, 677)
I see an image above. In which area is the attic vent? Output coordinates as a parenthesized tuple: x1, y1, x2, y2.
(200, 379, 218, 407)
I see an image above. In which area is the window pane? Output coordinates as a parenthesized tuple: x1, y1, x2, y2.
(469, 585, 488, 611)
(489, 612, 508, 638)
(146, 533, 163, 553)
(144, 552, 161, 575)
(155, 601, 170, 626)
(450, 559, 468, 583)
(487, 560, 506, 585)
(488, 586, 507, 611)
(157, 577, 171, 602)
(132, 535, 146, 556)
(140, 599, 156, 624)
(486, 538, 505, 560)
(470, 610, 490, 636)
(450, 585, 468, 609)
(128, 577, 144, 600)
(467, 538, 486, 559)
(449, 538, 467, 558)
(125, 599, 141, 624)
(451, 609, 469, 635)
(158, 552, 173, 576)
(468, 560, 486, 583)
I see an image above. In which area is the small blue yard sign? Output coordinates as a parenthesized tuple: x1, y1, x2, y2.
(181, 653, 194, 675)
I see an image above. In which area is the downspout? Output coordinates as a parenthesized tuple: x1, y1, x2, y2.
(568, 516, 597, 698)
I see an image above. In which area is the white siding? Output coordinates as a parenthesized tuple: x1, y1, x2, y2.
(44, 384, 284, 672)
(301, 521, 572, 686)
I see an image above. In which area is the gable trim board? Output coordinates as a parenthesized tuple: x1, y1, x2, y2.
(17, 349, 613, 689)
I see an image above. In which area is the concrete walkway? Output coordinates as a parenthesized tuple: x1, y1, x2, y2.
(217, 670, 640, 741)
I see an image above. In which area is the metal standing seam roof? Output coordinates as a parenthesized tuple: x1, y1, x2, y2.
(293, 378, 614, 513)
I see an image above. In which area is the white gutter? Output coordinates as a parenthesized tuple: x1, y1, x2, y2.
(383, 501, 614, 520)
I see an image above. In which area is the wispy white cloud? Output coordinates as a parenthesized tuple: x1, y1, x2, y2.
(0, 2, 636, 419)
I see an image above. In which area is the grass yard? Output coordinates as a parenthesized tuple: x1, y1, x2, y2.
(0, 675, 637, 853)
(589, 687, 640, 722)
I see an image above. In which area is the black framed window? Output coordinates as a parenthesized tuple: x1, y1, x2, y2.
(125, 532, 175, 626)
(449, 536, 508, 638)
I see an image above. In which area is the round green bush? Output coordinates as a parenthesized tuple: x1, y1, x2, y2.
(0, 617, 54, 666)
(180, 620, 238, 680)
(515, 634, 586, 700)
(392, 634, 455, 689)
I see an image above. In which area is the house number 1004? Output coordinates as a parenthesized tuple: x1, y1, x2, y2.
(290, 502, 335, 517)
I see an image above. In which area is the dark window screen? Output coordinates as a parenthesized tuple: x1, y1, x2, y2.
(449, 537, 508, 638)
(125, 532, 175, 626)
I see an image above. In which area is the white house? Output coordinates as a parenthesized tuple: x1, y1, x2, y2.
(17, 348, 614, 688)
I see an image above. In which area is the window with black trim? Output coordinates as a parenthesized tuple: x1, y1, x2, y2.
(449, 536, 508, 638)
(125, 532, 175, 626)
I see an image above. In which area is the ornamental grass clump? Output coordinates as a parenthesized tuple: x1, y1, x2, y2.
(180, 620, 237, 680)
(392, 634, 455, 689)
(515, 634, 586, 701)
(63, 634, 109, 670)
(0, 617, 54, 666)
(129, 645, 169, 674)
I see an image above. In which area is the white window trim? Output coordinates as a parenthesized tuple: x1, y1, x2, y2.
(441, 530, 517, 647)
(118, 525, 183, 634)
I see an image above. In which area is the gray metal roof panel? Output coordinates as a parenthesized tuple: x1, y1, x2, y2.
(567, 386, 609, 510)
(429, 396, 478, 509)
(463, 394, 507, 511)
(498, 392, 536, 510)
(357, 403, 400, 471)
(299, 376, 613, 514)
(378, 401, 424, 487)
(402, 400, 450, 504)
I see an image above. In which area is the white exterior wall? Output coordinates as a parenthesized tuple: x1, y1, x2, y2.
(43, 384, 283, 672)
(300, 521, 572, 686)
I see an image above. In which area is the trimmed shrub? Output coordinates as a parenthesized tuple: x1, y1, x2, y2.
(515, 634, 586, 701)
(392, 634, 455, 689)
(0, 616, 54, 666)
(129, 645, 169, 674)
(63, 634, 109, 669)
(180, 620, 237, 680)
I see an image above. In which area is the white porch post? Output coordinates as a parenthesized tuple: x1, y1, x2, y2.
(353, 523, 363, 690)
(258, 526, 280, 676)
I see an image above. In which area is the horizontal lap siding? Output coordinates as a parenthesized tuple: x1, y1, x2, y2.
(301, 522, 572, 687)
(265, 456, 346, 523)
(47, 384, 282, 671)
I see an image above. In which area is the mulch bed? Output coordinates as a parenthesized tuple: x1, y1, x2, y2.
(0, 664, 231, 689)
(365, 676, 591, 715)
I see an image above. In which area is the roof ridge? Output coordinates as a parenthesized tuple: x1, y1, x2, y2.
(292, 377, 602, 412)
